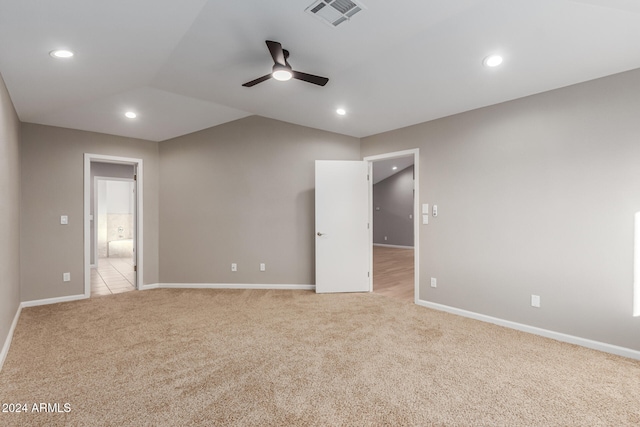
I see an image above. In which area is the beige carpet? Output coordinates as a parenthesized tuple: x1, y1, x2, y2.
(1, 289, 639, 426)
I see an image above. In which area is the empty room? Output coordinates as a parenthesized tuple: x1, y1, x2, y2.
(1, 1, 639, 425)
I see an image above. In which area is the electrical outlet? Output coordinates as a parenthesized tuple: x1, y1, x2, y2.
(231, 263, 237, 272)
(260, 263, 266, 272)
(63, 272, 70, 282)
(531, 294, 541, 308)
(430, 277, 437, 288)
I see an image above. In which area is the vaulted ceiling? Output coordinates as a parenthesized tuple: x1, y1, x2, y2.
(1, 0, 640, 142)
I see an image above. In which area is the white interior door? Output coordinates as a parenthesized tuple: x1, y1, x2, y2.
(315, 160, 370, 293)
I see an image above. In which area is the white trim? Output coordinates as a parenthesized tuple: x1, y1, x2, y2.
(2, 294, 88, 370)
(85, 154, 144, 297)
(4, 289, 636, 374)
(373, 243, 414, 249)
(0, 305, 22, 371)
(20, 294, 88, 308)
(142, 283, 315, 291)
(416, 299, 640, 361)
(634, 212, 640, 316)
(364, 149, 420, 162)
(367, 161, 374, 291)
(364, 149, 419, 303)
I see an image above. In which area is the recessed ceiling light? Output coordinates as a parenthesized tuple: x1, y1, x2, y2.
(392, 166, 398, 170)
(336, 108, 346, 116)
(483, 54, 503, 67)
(125, 112, 137, 119)
(49, 50, 74, 59)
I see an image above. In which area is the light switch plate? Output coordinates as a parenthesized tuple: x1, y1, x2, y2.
(422, 214, 429, 225)
(63, 272, 70, 282)
(61, 215, 68, 225)
(422, 204, 429, 214)
(531, 294, 541, 308)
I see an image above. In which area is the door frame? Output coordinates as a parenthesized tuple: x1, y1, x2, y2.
(84, 154, 144, 297)
(364, 149, 419, 303)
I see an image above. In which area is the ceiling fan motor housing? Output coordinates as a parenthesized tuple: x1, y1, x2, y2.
(272, 64, 293, 81)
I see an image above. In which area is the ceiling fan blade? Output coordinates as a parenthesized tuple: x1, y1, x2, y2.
(266, 40, 286, 66)
(242, 74, 272, 87)
(292, 71, 329, 86)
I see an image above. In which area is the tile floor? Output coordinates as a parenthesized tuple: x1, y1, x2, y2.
(91, 257, 136, 297)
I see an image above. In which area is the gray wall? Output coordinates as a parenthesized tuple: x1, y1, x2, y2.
(159, 115, 361, 285)
(20, 124, 159, 301)
(373, 165, 414, 246)
(8, 68, 640, 353)
(0, 72, 20, 352)
(361, 68, 640, 352)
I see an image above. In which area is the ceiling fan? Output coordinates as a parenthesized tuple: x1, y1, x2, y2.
(242, 40, 329, 88)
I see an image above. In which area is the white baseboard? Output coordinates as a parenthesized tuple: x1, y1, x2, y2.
(0, 304, 22, 371)
(416, 299, 640, 361)
(20, 294, 88, 308)
(373, 243, 414, 249)
(4, 289, 636, 372)
(2, 294, 88, 371)
(146, 283, 315, 291)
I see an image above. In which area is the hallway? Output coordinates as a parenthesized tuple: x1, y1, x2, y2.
(372, 245, 414, 302)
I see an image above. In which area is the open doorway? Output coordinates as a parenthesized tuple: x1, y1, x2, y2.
(93, 177, 136, 296)
(365, 149, 419, 303)
(84, 154, 144, 298)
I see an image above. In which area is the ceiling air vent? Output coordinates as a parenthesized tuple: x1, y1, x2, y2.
(305, 0, 365, 27)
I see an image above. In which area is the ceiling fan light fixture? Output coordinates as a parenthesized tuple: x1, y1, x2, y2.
(483, 54, 503, 67)
(49, 49, 74, 59)
(272, 68, 293, 81)
(336, 108, 346, 115)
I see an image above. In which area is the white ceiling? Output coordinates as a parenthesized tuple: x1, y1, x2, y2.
(1, 0, 640, 142)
